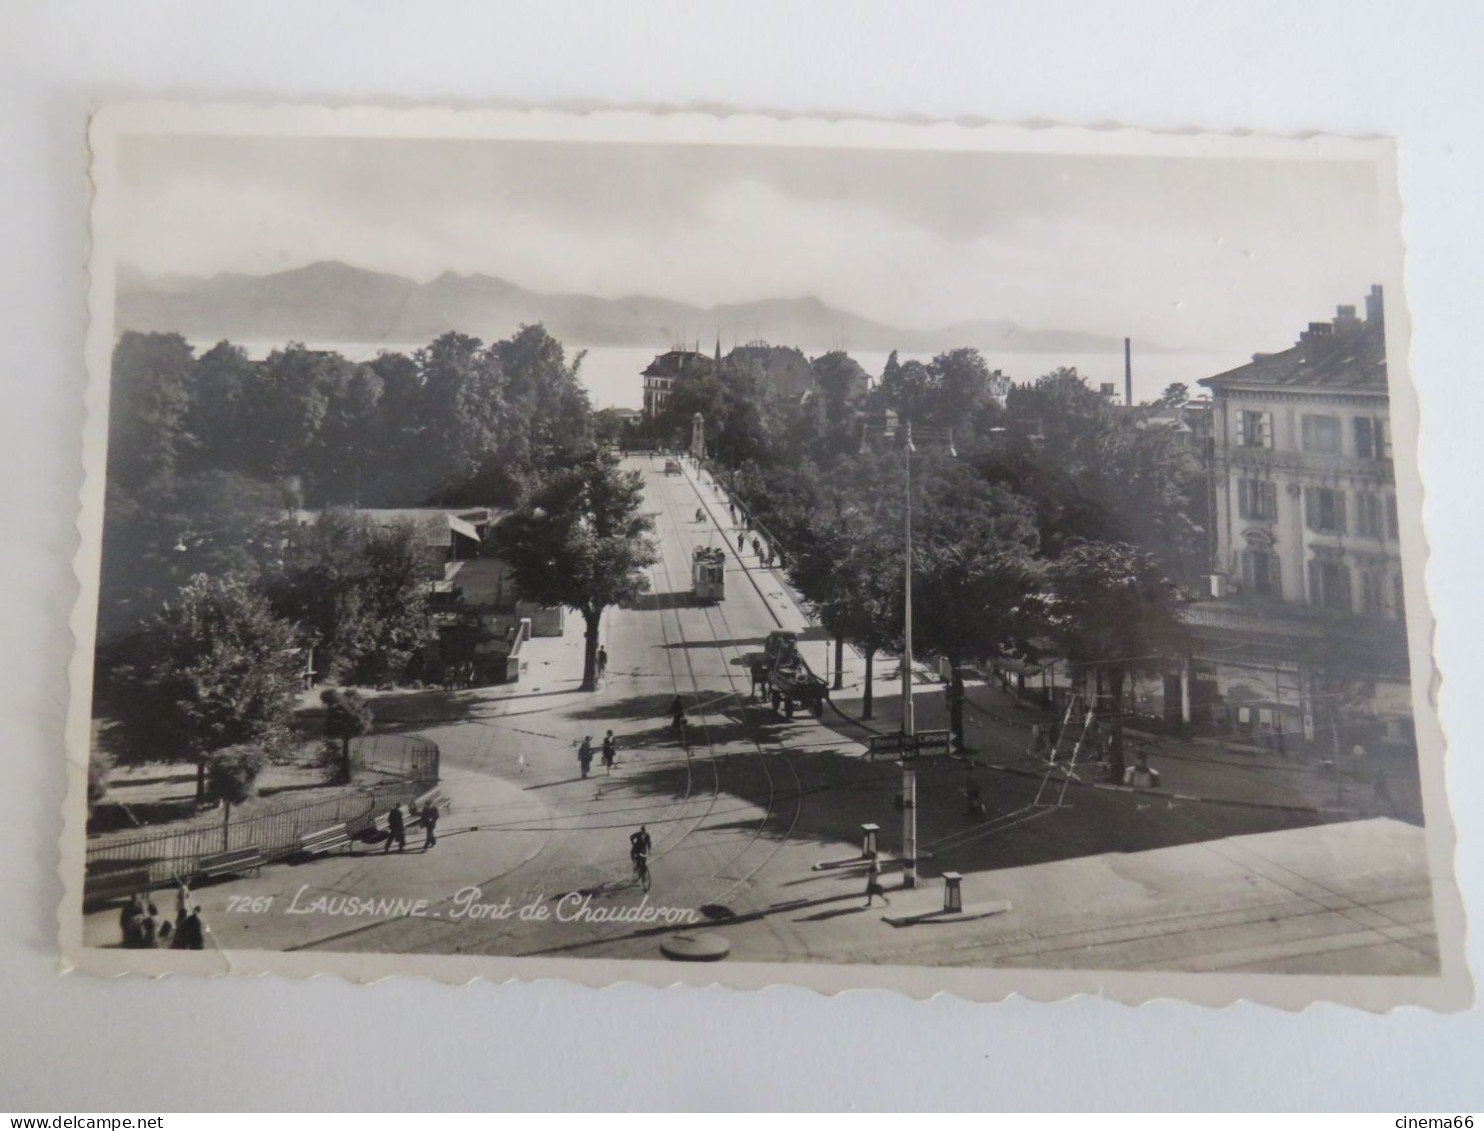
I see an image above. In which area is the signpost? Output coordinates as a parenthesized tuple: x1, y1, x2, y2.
(867, 730, 951, 761)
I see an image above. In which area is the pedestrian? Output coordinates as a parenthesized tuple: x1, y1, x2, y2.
(139, 903, 161, 949)
(1374, 767, 1397, 815)
(729, 502, 736, 521)
(177, 905, 206, 950)
(752, 537, 762, 559)
(419, 801, 439, 851)
(578, 736, 594, 778)
(119, 894, 145, 949)
(597, 646, 608, 679)
(383, 803, 406, 854)
(737, 531, 746, 552)
(602, 730, 617, 773)
(863, 853, 890, 908)
(764, 546, 774, 568)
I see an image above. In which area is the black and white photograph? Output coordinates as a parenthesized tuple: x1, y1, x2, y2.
(63, 104, 1466, 1009)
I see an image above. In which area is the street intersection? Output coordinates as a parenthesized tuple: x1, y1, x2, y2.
(83, 456, 1439, 975)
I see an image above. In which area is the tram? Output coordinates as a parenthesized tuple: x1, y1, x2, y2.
(691, 546, 726, 603)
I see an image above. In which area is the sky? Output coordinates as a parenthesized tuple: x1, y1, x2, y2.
(116, 133, 1389, 352)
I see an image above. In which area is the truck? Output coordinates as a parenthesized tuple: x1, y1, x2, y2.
(746, 630, 829, 718)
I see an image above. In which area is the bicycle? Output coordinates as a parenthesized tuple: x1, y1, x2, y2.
(632, 851, 651, 893)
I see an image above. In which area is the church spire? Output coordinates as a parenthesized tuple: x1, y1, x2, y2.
(714, 332, 722, 367)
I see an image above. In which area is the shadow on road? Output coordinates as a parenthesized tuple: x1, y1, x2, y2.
(659, 637, 766, 652)
(625, 591, 696, 612)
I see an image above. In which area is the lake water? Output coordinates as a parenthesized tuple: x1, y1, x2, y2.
(194, 339, 1252, 411)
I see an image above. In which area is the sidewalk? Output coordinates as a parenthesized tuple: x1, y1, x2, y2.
(812, 653, 1417, 819)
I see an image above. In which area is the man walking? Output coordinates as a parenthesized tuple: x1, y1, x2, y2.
(419, 801, 440, 851)
(578, 736, 595, 778)
(383, 803, 406, 854)
(597, 646, 608, 680)
(602, 731, 618, 774)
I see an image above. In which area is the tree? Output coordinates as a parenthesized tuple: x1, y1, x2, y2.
(490, 324, 592, 470)
(416, 332, 521, 504)
(320, 687, 374, 784)
(489, 450, 658, 690)
(789, 514, 902, 719)
(271, 511, 438, 685)
(184, 340, 259, 477)
(878, 358, 936, 430)
(810, 351, 870, 460)
(206, 747, 266, 850)
(1003, 368, 1209, 585)
(1042, 541, 1185, 780)
(910, 462, 1042, 750)
(108, 331, 196, 493)
(98, 574, 303, 801)
(1158, 382, 1190, 408)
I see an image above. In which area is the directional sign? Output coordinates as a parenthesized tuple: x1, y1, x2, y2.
(867, 733, 908, 757)
(914, 729, 952, 753)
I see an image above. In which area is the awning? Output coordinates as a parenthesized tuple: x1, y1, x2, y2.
(446, 514, 482, 542)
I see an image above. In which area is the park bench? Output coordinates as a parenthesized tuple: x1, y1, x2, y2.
(298, 823, 352, 857)
(194, 846, 264, 882)
(82, 865, 153, 909)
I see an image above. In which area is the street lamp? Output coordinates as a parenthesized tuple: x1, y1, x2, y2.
(898, 420, 954, 890)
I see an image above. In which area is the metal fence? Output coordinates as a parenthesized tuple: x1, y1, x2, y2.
(86, 733, 441, 888)
(348, 732, 440, 783)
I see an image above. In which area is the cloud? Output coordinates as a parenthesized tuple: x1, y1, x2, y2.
(117, 135, 1386, 350)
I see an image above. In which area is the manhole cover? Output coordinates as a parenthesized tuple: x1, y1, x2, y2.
(660, 933, 730, 962)
(697, 904, 736, 921)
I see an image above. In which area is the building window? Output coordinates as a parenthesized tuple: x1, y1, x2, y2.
(1301, 414, 1343, 454)
(1237, 478, 1278, 521)
(1356, 492, 1384, 539)
(1237, 410, 1273, 449)
(1354, 417, 1391, 460)
(1308, 558, 1352, 612)
(1359, 568, 1386, 617)
(1240, 548, 1280, 597)
(1304, 487, 1347, 534)
(1386, 494, 1399, 541)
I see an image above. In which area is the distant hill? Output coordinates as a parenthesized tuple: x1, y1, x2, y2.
(116, 260, 1162, 354)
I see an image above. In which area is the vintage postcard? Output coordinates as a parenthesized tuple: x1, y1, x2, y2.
(64, 103, 1469, 1009)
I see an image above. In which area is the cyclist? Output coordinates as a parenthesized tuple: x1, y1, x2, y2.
(630, 825, 653, 886)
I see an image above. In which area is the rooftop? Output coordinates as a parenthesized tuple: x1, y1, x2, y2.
(1200, 286, 1388, 393)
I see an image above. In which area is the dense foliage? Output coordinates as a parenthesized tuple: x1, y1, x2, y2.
(488, 450, 659, 690)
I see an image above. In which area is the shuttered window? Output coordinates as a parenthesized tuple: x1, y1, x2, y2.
(1237, 410, 1273, 449)
(1241, 549, 1280, 596)
(1356, 493, 1384, 539)
(1308, 559, 1353, 612)
(1301, 414, 1342, 454)
(1238, 478, 1278, 521)
(1353, 416, 1392, 461)
(1304, 487, 1347, 533)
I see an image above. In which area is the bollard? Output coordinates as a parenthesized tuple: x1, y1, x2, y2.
(942, 871, 963, 913)
(860, 823, 880, 858)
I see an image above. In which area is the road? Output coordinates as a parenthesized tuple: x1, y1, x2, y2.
(82, 455, 1440, 975)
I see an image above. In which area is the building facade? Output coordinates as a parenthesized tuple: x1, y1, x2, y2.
(1174, 286, 1413, 756)
(641, 349, 712, 417)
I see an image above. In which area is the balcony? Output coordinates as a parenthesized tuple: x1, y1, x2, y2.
(1227, 446, 1394, 481)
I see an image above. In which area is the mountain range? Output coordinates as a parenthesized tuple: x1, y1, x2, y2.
(117, 260, 1161, 355)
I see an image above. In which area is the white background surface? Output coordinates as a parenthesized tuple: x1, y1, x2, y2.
(2, 0, 1482, 1112)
